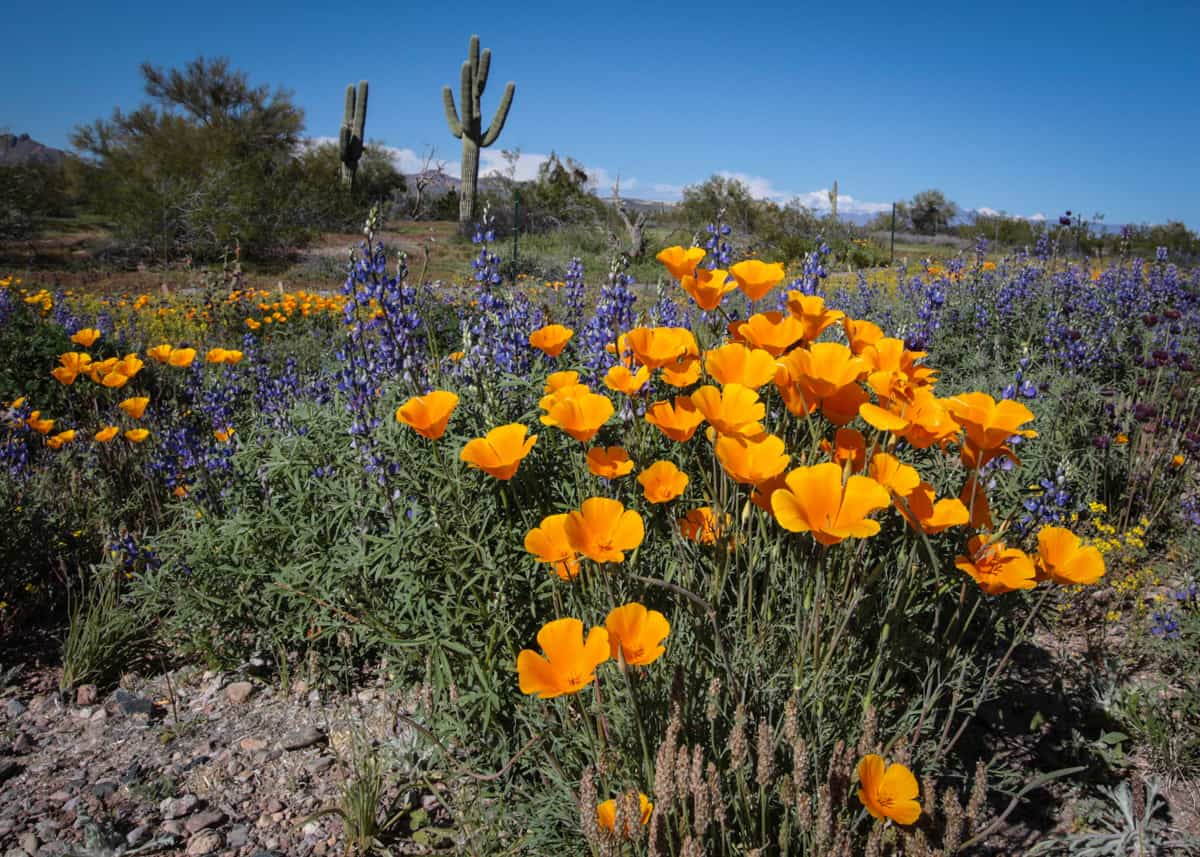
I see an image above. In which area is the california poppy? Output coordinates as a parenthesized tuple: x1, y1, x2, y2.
(396, 391, 459, 440)
(70, 328, 101, 348)
(146, 343, 173, 363)
(955, 535, 1036, 594)
(524, 514, 581, 580)
(545, 370, 581, 393)
(704, 343, 777, 389)
(167, 347, 197, 368)
(714, 433, 790, 485)
(661, 354, 702, 387)
(124, 428, 150, 443)
(679, 506, 725, 544)
(729, 259, 785, 302)
(645, 397, 704, 443)
(206, 348, 229, 364)
(944, 392, 1037, 452)
(47, 429, 76, 449)
(597, 793, 654, 835)
(604, 365, 650, 396)
(770, 463, 889, 545)
(691, 384, 765, 437)
(637, 461, 688, 503)
(460, 423, 537, 480)
(1036, 526, 1105, 585)
(118, 396, 150, 420)
(733, 312, 805, 356)
(656, 245, 706, 280)
(564, 497, 644, 563)
(529, 324, 574, 358)
(626, 327, 698, 370)
(94, 425, 119, 443)
(857, 755, 921, 826)
(842, 317, 885, 354)
(898, 483, 969, 535)
(605, 603, 669, 666)
(681, 268, 736, 310)
(545, 392, 614, 442)
(27, 411, 54, 434)
(831, 427, 866, 472)
(516, 617, 609, 698)
(587, 446, 635, 479)
(213, 427, 235, 443)
(786, 292, 844, 342)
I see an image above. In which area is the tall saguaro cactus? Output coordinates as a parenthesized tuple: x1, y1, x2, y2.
(442, 35, 515, 223)
(339, 80, 369, 190)
(829, 179, 839, 219)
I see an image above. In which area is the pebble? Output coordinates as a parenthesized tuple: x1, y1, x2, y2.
(74, 685, 98, 707)
(161, 820, 186, 836)
(18, 832, 37, 856)
(305, 756, 335, 774)
(227, 824, 249, 848)
(6, 699, 27, 718)
(114, 689, 155, 717)
(280, 727, 325, 751)
(226, 681, 255, 704)
(162, 794, 200, 819)
(91, 781, 118, 799)
(186, 829, 223, 855)
(126, 824, 150, 847)
(240, 737, 269, 753)
(265, 798, 284, 813)
(11, 734, 34, 755)
(184, 809, 226, 833)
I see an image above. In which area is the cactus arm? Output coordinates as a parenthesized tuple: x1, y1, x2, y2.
(461, 61, 475, 125)
(468, 34, 480, 76)
(477, 48, 491, 95)
(480, 82, 515, 147)
(442, 86, 463, 138)
(343, 84, 355, 127)
(354, 81, 368, 139)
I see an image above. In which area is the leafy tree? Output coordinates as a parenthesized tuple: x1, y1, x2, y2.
(293, 141, 405, 232)
(679, 175, 761, 236)
(72, 57, 312, 261)
(908, 189, 957, 236)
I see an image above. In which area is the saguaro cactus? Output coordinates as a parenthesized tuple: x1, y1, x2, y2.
(339, 80, 368, 190)
(442, 35, 515, 223)
(829, 179, 839, 219)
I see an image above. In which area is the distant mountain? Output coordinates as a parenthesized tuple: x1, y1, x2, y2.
(0, 133, 67, 166)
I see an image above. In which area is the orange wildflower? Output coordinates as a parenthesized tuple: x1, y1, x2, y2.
(626, 326, 698, 370)
(690, 384, 765, 437)
(545, 370, 581, 394)
(124, 428, 150, 443)
(94, 425, 119, 443)
(167, 347, 197, 368)
(459, 423, 537, 480)
(545, 392, 614, 442)
(959, 475, 994, 530)
(1035, 526, 1105, 585)
(146, 343, 173, 363)
(118, 396, 150, 420)
(587, 446, 635, 479)
(645, 397, 704, 443)
(396, 391, 459, 440)
(516, 617, 609, 698)
(857, 755, 921, 826)
(564, 497, 644, 564)
(206, 348, 229, 364)
(27, 411, 54, 434)
(213, 427, 235, 443)
(770, 463, 889, 545)
(786, 292, 844, 342)
(733, 312, 805, 356)
(656, 245, 706, 280)
(729, 259, 785, 302)
(597, 793, 654, 834)
(604, 365, 650, 396)
(704, 343, 777, 389)
(524, 514, 581, 581)
(605, 603, 669, 666)
(955, 535, 1037, 594)
(637, 460, 689, 503)
(898, 483, 970, 535)
(843, 317, 885, 354)
(70, 328, 101, 347)
(661, 354, 702, 387)
(944, 392, 1037, 451)
(868, 453, 921, 497)
(529, 324, 574, 358)
(714, 433, 790, 485)
(678, 506, 725, 544)
(776, 343, 869, 425)
(681, 268, 736, 310)
(831, 427, 866, 472)
(47, 429, 76, 450)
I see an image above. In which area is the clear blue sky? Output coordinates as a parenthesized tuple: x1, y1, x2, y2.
(5, 0, 1198, 226)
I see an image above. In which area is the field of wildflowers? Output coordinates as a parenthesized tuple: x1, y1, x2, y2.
(1, 209, 1198, 854)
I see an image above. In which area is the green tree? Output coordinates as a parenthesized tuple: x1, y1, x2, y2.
(72, 57, 311, 262)
(908, 189, 957, 236)
(293, 140, 405, 232)
(679, 175, 760, 236)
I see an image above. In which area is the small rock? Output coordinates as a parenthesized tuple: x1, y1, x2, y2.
(280, 727, 325, 751)
(162, 794, 200, 819)
(5, 699, 26, 718)
(126, 825, 150, 847)
(186, 830, 223, 855)
(306, 756, 335, 774)
(120, 760, 144, 784)
(226, 681, 255, 704)
(91, 781, 118, 800)
(161, 820, 186, 836)
(75, 685, 98, 706)
(18, 832, 37, 856)
(90, 707, 108, 724)
(47, 790, 70, 803)
(227, 825, 249, 849)
(265, 798, 284, 813)
(11, 734, 34, 755)
(239, 737, 268, 753)
(114, 689, 155, 717)
(184, 809, 225, 833)
(301, 821, 322, 838)
(0, 819, 12, 836)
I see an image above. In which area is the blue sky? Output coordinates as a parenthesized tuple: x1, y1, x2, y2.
(5, 0, 1199, 226)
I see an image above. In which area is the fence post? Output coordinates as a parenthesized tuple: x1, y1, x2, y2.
(889, 202, 897, 265)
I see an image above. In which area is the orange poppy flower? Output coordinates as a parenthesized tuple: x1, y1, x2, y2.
(959, 475, 994, 530)
(146, 343, 173, 363)
(545, 370, 581, 393)
(831, 427, 866, 472)
(733, 312, 805, 356)
(604, 365, 650, 396)
(690, 384, 765, 437)
(897, 483, 969, 535)
(857, 755, 921, 826)
(681, 268, 736, 310)
(167, 347, 197, 368)
(70, 328, 101, 347)
(524, 513, 581, 581)
(955, 535, 1036, 594)
(460, 423, 537, 480)
(715, 433, 790, 485)
(749, 472, 789, 513)
(396, 391, 459, 440)
(944, 392, 1037, 452)
(661, 354, 702, 387)
(213, 427, 235, 443)
(597, 793, 654, 834)
(786, 293, 844, 342)
(587, 446, 635, 479)
(678, 506, 726, 544)
(85, 357, 117, 383)
(564, 497, 644, 563)
(100, 371, 129, 389)
(57, 352, 92, 381)
(776, 343, 870, 425)
(545, 392, 614, 442)
(206, 348, 229, 364)
(114, 354, 144, 378)
(118, 396, 150, 420)
(47, 429, 76, 449)
(645, 397, 705, 443)
(729, 259, 785, 302)
(862, 338, 937, 393)
(124, 428, 150, 443)
(94, 425, 119, 443)
(221, 349, 244, 365)
(605, 602, 669, 667)
(27, 411, 55, 434)
(529, 324, 574, 358)
(516, 617, 610, 699)
(51, 367, 78, 385)
(637, 460, 689, 503)
(770, 463, 890, 545)
(868, 453, 921, 497)
(656, 246, 706, 280)
(626, 327, 699, 370)
(245, 318, 262, 331)
(843, 317, 885, 354)
(1169, 453, 1185, 468)
(1035, 526, 1105, 585)
(704, 343, 777, 389)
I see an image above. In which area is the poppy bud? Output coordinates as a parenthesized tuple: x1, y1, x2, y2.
(1165, 308, 1181, 320)
(1142, 314, 1158, 328)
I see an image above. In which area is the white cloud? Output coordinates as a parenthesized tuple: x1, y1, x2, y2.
(976, 206, 1001, 217)
(1028, 212, 1047, 222)
(717, 171, 792, 202)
